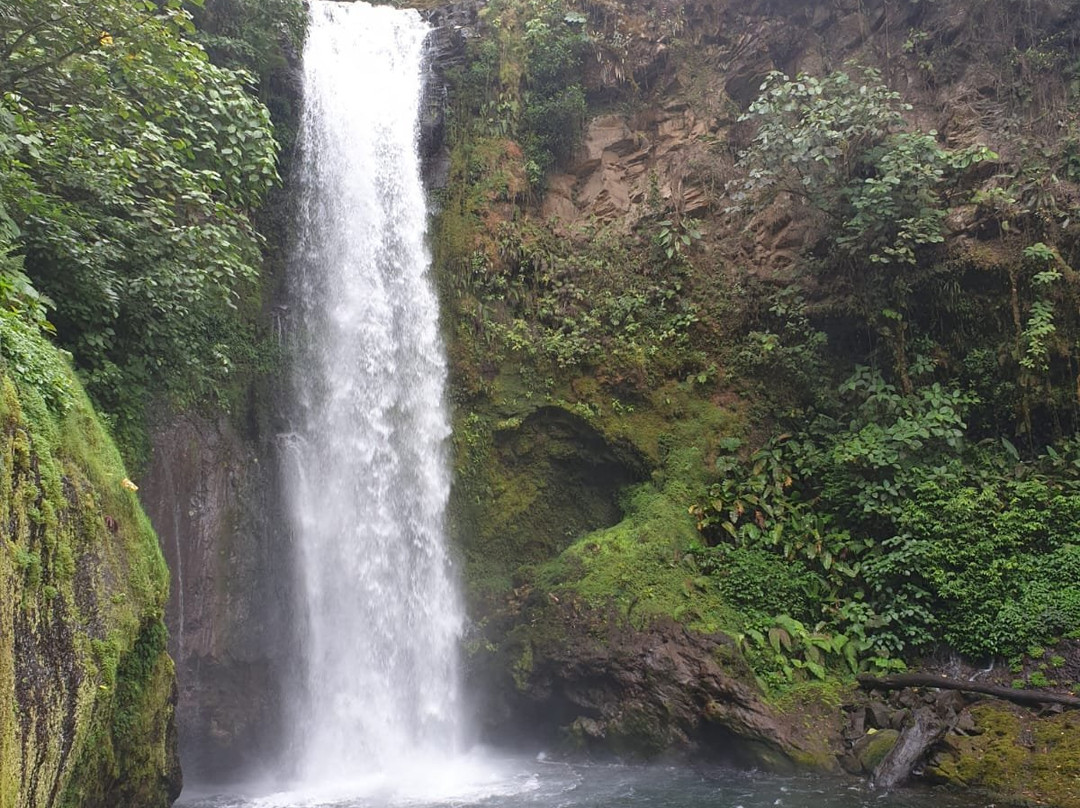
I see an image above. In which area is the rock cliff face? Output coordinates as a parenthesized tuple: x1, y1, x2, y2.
(142, 405, 297, 784)
(419, 2, 483, 186)
(0, 336, 179, 808)
(435, 0, 1080, 801)
(470, 604, 838, 768)
(543, 0, 1080, 243)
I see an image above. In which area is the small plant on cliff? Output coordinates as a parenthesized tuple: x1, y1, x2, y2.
(655, 217, 703, 262)
(520, 4, 588, 182)
(731, 288, 828, 411)
(1017, 243, 1062, 374)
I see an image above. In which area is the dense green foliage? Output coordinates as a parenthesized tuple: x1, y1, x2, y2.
(460, 0, 588, 185)
(443, 0, 1080, 703)
(692, 367, 1080, 669)
(190, 0, 306, 158)
(1, 0, 295, 459)
(691, 67, 1080, 679)
(0, 0, 298, 792)
(732, 70, 999, 392)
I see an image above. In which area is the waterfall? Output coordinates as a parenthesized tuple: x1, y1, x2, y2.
(284, 0, 462, 784)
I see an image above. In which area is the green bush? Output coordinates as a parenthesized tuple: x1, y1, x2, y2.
(1, 0, 280, 459)
(694, 364, 1080, 667)
(894, 481, 1080, 658)
(733, 68, 995, 272)
(694, 545, 820, 626)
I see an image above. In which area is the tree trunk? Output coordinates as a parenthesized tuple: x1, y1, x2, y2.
(857, 673, 1080, 709)
(871, 706, 947, 790)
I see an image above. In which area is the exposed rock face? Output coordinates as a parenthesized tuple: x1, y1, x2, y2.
(419, 1, 484, 188)
(0, 356, 179, 808)
(471, 603, 835, 768)
(142, 412, 297, 784)
(543, 107, 714, 228)
(540, 0, 1080, 271)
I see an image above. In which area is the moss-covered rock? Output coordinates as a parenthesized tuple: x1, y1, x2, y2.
(453, 402, 648, 605)
(0, 320, 179, 808)
(532, 481, 737, 632)
(853, 729, 900, 774)
(928, 703, 1080, 808)
(470, 592, 828, 768)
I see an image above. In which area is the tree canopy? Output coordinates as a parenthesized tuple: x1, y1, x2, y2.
(0, 0, 280, 452)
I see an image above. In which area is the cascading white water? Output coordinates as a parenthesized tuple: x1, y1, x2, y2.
(284, 0, 462, 785)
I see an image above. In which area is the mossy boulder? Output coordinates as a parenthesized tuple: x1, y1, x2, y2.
(470, 593, 832, 768)
(532, 481, 738, 632)
(0, 321, 179, 808)
(852, 729, 900, 773)
(451, 399, 650, 609)
(927, 703, 1080, 808)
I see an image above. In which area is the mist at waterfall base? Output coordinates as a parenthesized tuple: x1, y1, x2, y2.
(175, 4, 983, 808)
(180, 758, 994, 808)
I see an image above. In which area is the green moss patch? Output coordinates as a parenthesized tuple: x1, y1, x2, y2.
(533, 483, 740, 633)
(0, 321, 177, 808)
(929, 704, 1080, 807)
(452, 403, 648, 605)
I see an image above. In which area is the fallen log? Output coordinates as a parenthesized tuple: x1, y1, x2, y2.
(871, 706, 948, 790)
(857, 673, 1080, 709)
